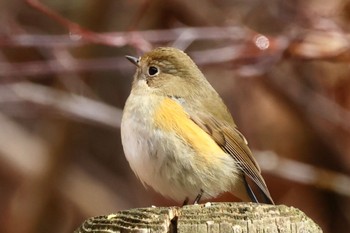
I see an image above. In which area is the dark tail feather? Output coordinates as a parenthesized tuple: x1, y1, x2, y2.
(243, 177, 258, 203)
(261, 190, 274, 205)
(243, 176, 274, 205)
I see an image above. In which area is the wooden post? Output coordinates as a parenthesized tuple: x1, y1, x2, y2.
(75, 202, 322, 233)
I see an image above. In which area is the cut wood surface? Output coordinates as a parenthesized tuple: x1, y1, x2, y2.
(75, 202, 322, 233)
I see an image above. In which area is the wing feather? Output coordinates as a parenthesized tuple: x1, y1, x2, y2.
(190, 112, 274, 204)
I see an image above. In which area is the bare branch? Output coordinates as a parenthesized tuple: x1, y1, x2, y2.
(0, 26, 249, 48)
(24, 0, 152, 51)
(0, 57, 128, 77)
(0, 113, 49, 178)
(256, 150, 350, 197)
(0, 82, 122, 129)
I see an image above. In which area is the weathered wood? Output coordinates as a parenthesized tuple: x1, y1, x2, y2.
(74, 202, 322, 233)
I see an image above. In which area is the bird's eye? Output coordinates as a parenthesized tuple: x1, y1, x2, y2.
(148, 66, 159, 76)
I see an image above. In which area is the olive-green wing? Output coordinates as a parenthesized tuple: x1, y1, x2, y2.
(190, 113, 274, 204)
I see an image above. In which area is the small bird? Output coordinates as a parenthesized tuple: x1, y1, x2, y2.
(121, 47, 274, 205)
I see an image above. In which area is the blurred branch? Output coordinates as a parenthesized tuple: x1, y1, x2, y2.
(256, 150, 350, 198)
(0, 36, 287, 77)
(0, 57, 129, 77)
(2, 24, 350, 62)
(127, 0, 153, 30)
(47, 47, 99, 97)
(269, 73, 350, 132)
(59, 165, 134, 216)
(0, 111, 67, 233)
(262, 65, 350, 169)
(191, 34, 287, 68)
(0, 26, 249, 48)
(24, 0, 151, 51)
(0, 82, 122, 129)
(287, 18, 350, 60)
(0, 54, 230, 77)
(2, 26, 349, 79)
(0, 112, 49, 178)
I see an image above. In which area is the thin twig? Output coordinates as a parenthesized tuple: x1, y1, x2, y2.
(0, 82, 122, 129)
(255, 150, 350, 197)
(0, 57, 129, 77)
(0, 26, 248, 48)
(24, 0, 151, 51)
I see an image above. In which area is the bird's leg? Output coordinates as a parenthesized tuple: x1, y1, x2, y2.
(193, 189, 204, 204)
(182, 197, 189, 206)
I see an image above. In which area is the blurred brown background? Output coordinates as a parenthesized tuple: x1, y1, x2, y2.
(1, 0, 350, 232)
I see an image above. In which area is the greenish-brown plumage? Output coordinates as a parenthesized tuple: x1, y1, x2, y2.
(122, 47, 274, 204)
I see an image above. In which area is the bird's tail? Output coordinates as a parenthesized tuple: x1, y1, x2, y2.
(243, 175, 274, 204)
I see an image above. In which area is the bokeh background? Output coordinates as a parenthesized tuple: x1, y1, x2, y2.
(1, 0, 350, 232)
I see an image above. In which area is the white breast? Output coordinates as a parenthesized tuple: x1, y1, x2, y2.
(120, 83, 240, 202)
(121, 92, 158, 187)
(121, 91, 198, 201)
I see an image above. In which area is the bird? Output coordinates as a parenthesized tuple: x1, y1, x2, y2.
(121, 47, 274, 205)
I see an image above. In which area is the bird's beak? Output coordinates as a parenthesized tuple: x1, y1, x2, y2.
(125, 55, 139, 67)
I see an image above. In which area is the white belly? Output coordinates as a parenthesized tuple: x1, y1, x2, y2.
(121, 92, 240, 202)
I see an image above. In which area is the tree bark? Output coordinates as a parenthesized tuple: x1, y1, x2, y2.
(75, 202, 322, 233)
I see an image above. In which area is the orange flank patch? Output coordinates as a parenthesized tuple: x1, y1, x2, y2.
(153, 98, 224, 160)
